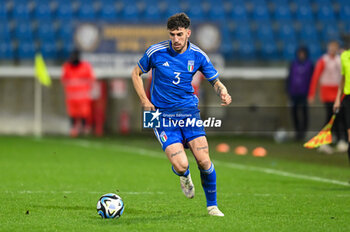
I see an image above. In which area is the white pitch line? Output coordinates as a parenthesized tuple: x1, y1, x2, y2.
(39, 138, 350, 187)
(5, 190, 164, 195)
(213, 160, 350, 187)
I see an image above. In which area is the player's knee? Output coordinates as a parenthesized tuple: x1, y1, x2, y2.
(197, 159, 211, 170)
(173, 161, 189, 174)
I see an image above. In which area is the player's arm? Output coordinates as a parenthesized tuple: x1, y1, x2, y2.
(333, 75, 344, 113)
(308, 58, 325, 104)
(131, 65, 155, 110)
(211, 79, 232, 106)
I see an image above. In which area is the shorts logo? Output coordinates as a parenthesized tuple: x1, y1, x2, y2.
(143, 109, 162, 128)
(188, 60, 194, 72)
(160, 131, 167, 142)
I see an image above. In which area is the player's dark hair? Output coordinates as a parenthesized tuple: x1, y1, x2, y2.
(167, 13, 190, 30)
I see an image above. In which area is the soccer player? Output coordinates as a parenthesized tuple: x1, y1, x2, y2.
(308, 41, 348, 153)
(334, 38, 350, 162)
(131, 13, 231, 216)
(61, 49, 95, 137)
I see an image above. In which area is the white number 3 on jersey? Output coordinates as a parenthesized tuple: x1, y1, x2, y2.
(173, 72, 181, 85)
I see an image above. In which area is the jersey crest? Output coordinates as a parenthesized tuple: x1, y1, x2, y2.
(188, 60, 194, 72)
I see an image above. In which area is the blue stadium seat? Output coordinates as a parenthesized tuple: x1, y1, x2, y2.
(34, 3, 52, 21)
(220, 27, 234, 58)
(78, 3, 96, 20)
(296, 4, 314, 22)
(238, 41, 255, 60)
(56, 3, 74, 21)
(220, 38, 234, 59)
(0, 22, 11, 40)
(321, 23, 340, 42)
(60, 40, 74, 60)
(260, 41, 278, 60)
(165, 1, 181, 19)
(274, 5, 292, 21)
(230, 4, 248, 23)
(17, 41, 36, 59)
(306, 42, 322, 61)
(186, 5, 205, 21)
(37, 22, 55, 41)
(100, 3, 117, 21)
(256, 24, 274, 41)
(294, 0, 310, 4)
(234, 26, 253, 41)
(144, 4, 161, 22)
(316, 0, 331, 4)
(122, 5, 139, 22)
(0, 41, 14, 59)
(278, 24, 297, 44)
(249, 0, 267, 7)
(283, 42, 297, 61)
(252, 4, 270, 22)
(208, 5, 225, 22)
(339, 5, 350, 21)
(269, 0, 288, 5)
(299, 22, 318, 43)
(58, 21, 73, 42)
(336, 0, 350, 6)
(344, 22, 350, 34)
(317, 5, 336, 22)
(40, 41, 57, 59)
(0, 4, 7, 21)
(13, 3, 30, 21)
(15, 22, 33, 41)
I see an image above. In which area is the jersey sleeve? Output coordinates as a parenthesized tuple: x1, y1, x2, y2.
(198, 53, 219, 82)
(308, 58, 325, 99)
(138, 50, 152, 74)
(341, 52, 346, 76)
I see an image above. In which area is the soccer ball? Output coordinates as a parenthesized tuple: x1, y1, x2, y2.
(97, 193, 125, 219)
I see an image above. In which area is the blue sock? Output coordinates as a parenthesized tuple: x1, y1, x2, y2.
(200, 163, 217, 207)
(172, 165, 190, 177)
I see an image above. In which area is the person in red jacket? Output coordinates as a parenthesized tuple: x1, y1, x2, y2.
(61, 49, 95, 137)
(308, 41, 348, 153)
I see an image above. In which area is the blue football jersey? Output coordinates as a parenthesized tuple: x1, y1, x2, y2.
(138, 40, 219, 109)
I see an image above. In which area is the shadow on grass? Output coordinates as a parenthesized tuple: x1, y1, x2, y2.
(30, 204, 92, 210)
(89, 207, 208, 225)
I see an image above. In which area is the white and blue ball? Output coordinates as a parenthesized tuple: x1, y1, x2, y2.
(97, 193, 124, 219)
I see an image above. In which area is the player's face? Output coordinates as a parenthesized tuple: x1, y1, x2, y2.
(328, 43, 339, 56)
(169, 28, 191, 53)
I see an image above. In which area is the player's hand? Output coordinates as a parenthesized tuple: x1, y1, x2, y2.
(142, 100, 155, 111)
(333, 100, 340, 114)
(220, 92, 232, 106)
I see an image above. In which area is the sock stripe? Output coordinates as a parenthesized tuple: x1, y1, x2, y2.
(200, 163, 214, 175)
(172, 166, 190, 177)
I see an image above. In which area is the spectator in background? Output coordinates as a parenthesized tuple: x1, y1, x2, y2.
(308, 41, 348, 154)
(286, 47, 313, 141)
(61, 49, 95, 137)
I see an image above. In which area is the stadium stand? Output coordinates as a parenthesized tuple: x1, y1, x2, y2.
(0, 0, 349, 62)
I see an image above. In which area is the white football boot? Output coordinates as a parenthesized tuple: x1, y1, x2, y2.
(318, 144, 333, 154)
(207, 206, 225, 217)
(179, 174, 195, 199)
(336, 140, 348, 153)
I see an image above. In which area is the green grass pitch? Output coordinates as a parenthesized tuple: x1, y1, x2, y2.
(1, 135, 350, 231)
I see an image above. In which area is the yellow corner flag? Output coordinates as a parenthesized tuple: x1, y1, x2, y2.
(34, 53, 51, 87)
(304, 115, 335, 149)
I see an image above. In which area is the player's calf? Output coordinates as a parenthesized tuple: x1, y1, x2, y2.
(172, 166, 195, 199)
